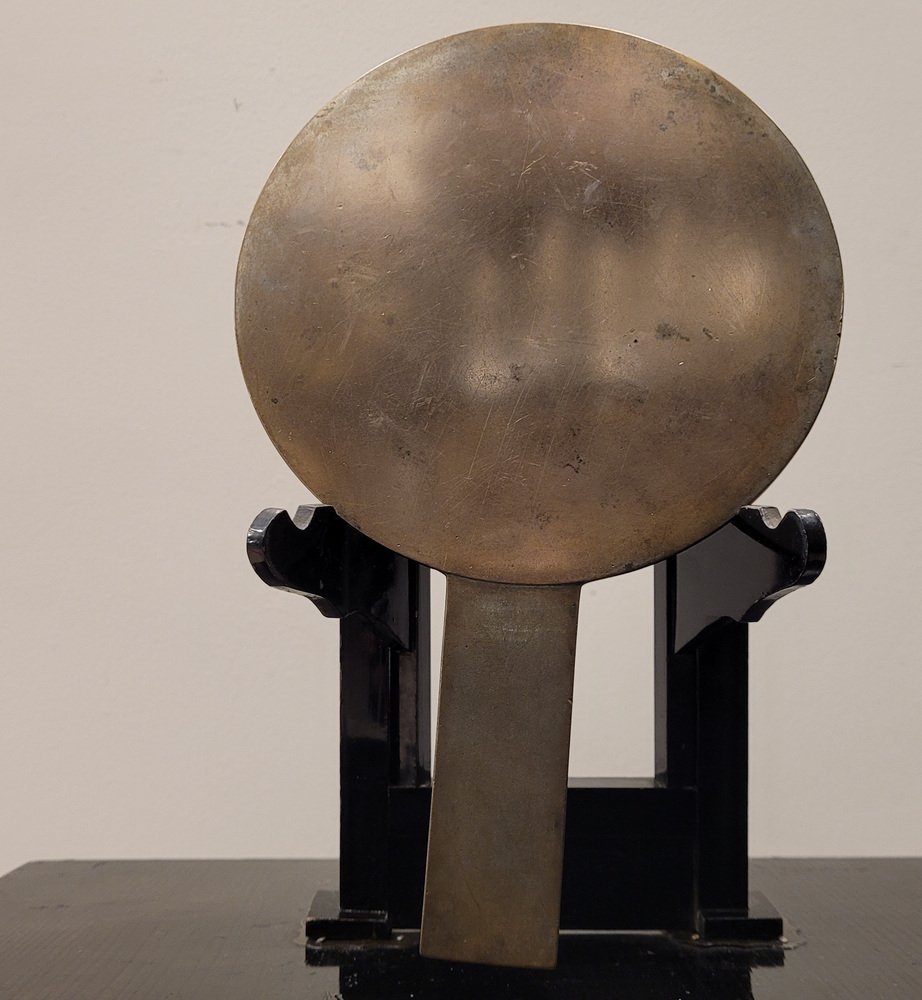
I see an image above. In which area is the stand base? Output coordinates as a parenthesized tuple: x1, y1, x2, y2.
(698, 891, 784, 941)
(306, 887, 785, 959)
(307, 889, 391, 942)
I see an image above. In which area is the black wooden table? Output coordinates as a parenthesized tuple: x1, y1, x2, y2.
(0, 859, 919, 998)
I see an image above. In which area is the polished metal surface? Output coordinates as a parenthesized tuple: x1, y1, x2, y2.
(237, 23, 842, 586)
(421, 577, 580, 968)
(236, 22, 843, 970)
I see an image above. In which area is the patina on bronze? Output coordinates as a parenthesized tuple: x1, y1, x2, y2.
(236, 24, 842, 969)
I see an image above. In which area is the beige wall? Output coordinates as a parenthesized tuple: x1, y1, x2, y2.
(2, 0, 919, 876)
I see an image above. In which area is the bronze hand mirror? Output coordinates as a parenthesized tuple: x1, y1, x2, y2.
(236, 23, 842, 969)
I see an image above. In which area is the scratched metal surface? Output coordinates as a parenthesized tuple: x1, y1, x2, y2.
(421, 578, 580, 968)
(236, 23, 842, 585)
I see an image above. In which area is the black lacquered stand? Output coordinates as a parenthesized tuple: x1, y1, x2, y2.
(247, 504, 825, 955)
